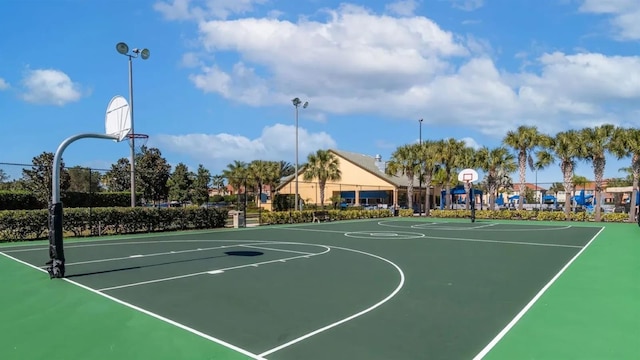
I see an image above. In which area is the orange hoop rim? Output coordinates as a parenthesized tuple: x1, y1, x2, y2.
(126, 133, 149, 139)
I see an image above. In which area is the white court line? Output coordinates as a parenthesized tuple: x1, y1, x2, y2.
(378, 220, 573, 232)
(0, 250, 266, 360)
(258, 244, 405, 358)
(281, 227, 582, 249)
(421, 235, 583, 249)
(239, 244, 314, 256)
(58, 242, 272, 267)
(98, 245, 331, 292)
(2, 239, 275, 253)
(471, 226, 606, 360)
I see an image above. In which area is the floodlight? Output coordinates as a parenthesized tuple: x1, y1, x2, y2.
(292, 97, 301, 106)
(116, 42, 129, 55)
(140, 48, 150, 60)
(303, 101, 309, 109)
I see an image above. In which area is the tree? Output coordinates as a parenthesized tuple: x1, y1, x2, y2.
(529, 150, 554, 205)
(580, 124, 615, 221)
(136, 146, 171, 203)
(22, 152, 71, 206)
(610, 127, 640, 222)
(249, 160, 280, 206)
(168, 163, 193, 203)
(476, 146, 517, 210)
(104, 158, 130, 192)
(503, 125, 549, 210)
(572, 174, 589, 208)
(192, 164, 211, 206)
(418, 141, 442, 215)
(0, 169, 8, 183)
(303, 149, 342, 208)
(434, 138, 466, 209)
(548, 182, 565, 201)
(549, 130, 582, 220)
(278, 161, 295, 178)
(211, 175, 226, 195)
(386, 144, 420, 210)
(457, 146, 478, 210)
(67, 166, 102, 193)
(222, 161, 248, 197)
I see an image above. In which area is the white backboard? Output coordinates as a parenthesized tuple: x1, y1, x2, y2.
(105, 95, 131, 142)
(458, 168, 479, 183)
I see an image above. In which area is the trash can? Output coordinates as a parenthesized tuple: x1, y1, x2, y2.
(230, 210, 246, 228)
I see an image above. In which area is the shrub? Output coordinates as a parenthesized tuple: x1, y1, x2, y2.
(260, 209, 393, 224)
(0, 207, 228, 242)
(0, 191, 42, 210)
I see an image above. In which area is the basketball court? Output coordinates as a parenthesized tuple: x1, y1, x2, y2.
(2, 218, 637, 359)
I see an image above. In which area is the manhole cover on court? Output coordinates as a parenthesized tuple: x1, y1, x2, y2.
(344, 231, 425, 240)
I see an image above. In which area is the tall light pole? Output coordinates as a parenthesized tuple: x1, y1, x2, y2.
(292, 97, 308, 211)
(418, 118, 423, 216)
(116, 42, 150, 207)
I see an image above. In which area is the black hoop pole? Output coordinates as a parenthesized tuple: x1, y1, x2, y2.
(469, 182, 476, 223)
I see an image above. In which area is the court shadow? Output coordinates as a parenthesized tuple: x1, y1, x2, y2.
(224, 250, 263, 257)
(66, 251, 263, 278)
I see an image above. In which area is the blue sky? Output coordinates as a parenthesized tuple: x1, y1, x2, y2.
(1, 0, 639, 187)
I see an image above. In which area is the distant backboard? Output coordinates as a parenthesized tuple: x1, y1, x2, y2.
(458, 168, 479, 183)
(105, 95, 131, 142)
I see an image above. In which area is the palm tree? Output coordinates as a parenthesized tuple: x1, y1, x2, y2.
(211, 175, 226, 196)
(457, 146, 478, 210)
(432, 167, 448, 210)
(302, 150, 341, 209)
(435, 138, 466, 209)
(222, 160, 248, 197)
(278, 161, 295, 178)
(529, 150, 554, 206)
(548, 182, 564, 203)
(503, 125, 549, 210)
(611, 127, 640, 221)
(418, 140, 441, 215)
(549, 130, 582, 220)
(572, 174, 589, 209)
(248, 160, 276, 206)
(386, 144, 421, 211)
(580, 124, 615, 221)
(476, 146, 517, 210)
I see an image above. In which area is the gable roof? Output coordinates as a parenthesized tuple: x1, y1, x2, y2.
(276, 149, 425, 190)
(329, 149, 414, 187)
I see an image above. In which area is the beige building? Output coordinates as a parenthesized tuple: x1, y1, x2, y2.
(276, 149, 439, 210)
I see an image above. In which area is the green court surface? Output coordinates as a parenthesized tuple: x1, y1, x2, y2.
(1, 219, 638, 359)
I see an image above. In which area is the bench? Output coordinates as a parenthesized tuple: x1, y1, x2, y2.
(312, 210, 331, 223)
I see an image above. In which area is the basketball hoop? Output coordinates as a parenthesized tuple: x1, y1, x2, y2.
(457, 168, 479, 184)
(126, 133, 149, 153)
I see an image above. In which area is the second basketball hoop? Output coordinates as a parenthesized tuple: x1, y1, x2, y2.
(458, 168, 479, 183)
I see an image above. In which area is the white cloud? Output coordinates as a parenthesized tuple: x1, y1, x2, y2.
(0, 78, 9, 90)
(158, 3, 640, 138)
(579, 0, 640, 40)
(461, 137, 481, 150)
(21, 69, 84, 106)
(449, 0, 484, 11)
(180, 52, 202, 68)
(151, 123, 337, 168)
(154, 0, 267, 21)
(385, 0, 419, 16)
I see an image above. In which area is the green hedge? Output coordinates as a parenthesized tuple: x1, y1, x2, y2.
(62, 192, 138, 208)
(260, 209, 394, 224)
(429, 209, 631, 222)
(0, 191, 41, 210)
(0, 191, 139, 210)
(0, 207, 228, 242)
